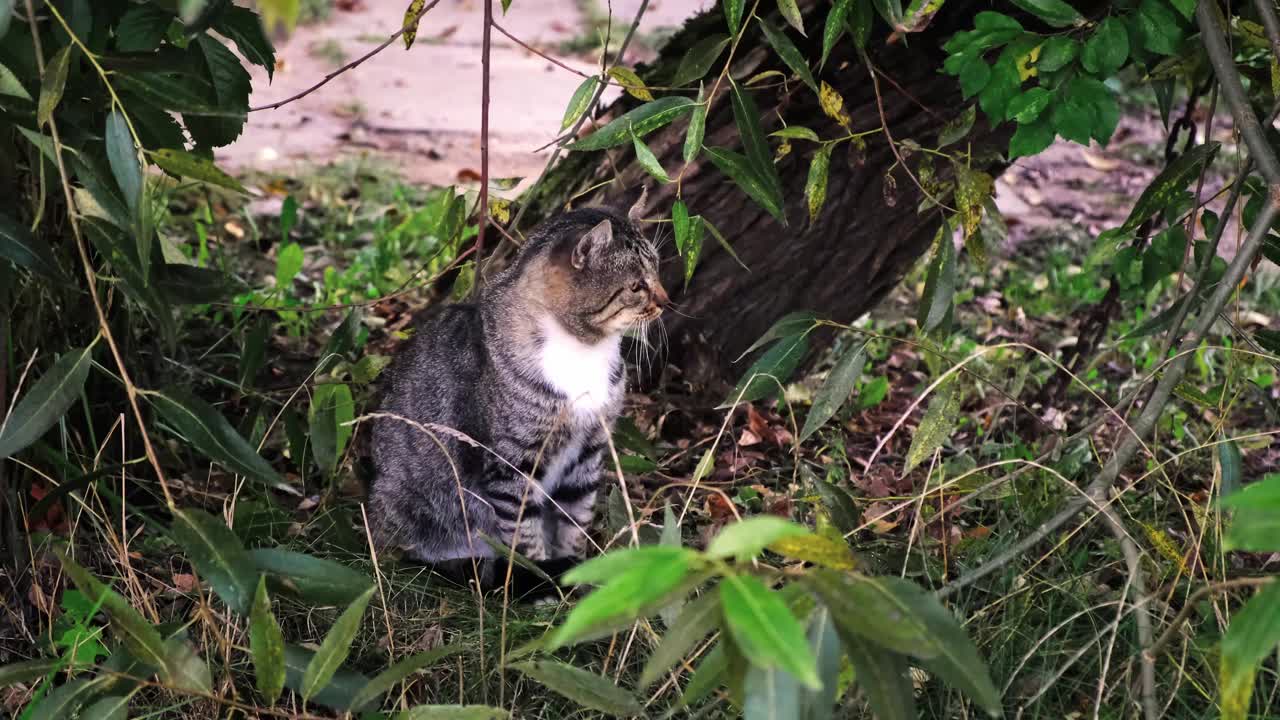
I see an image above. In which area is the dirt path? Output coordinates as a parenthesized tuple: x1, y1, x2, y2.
(220, 0, 712, 185)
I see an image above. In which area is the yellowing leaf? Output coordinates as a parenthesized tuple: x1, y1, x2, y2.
(608, 66, 653, 101)
(819, 81, 850, 127)
(770, 532, 857, 570)
(953, 163, 994, 253)
(402, 0, 426, 49)
(488, 197, 511, 224)
(904, 377, 962, 474)
(1016, 43, 1042, 81)
(804, 144, 832, 223)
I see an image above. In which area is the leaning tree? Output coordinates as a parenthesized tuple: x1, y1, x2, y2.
(516, 0, 1199, 375)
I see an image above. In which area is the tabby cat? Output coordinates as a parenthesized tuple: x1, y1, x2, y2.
(369, 193, 666, 591)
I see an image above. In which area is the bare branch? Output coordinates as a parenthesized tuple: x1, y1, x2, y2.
(249, 0, 444, 113)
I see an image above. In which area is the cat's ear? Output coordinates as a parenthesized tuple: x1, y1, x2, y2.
(572, 219, 613, 270)
(627, 186, 648, 224)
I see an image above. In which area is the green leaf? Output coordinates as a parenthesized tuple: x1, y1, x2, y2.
(564, 545, 692, 586)
(0, 658, 61, 687)
(958, 55, 991, 98)
(55, 550, 167, 670)
(684, 85, 707, 163)
(743, 662, 802, 720)
(302, 585, 375, 700)
(1007, 87, 1051, 123)
(682, 215, 704, 287)
(0, 211, 60, 279)
(0, 345, 92, 460)
(116, 71, 220, 115)
(672, 199, 691, 256)
(937, 105, 975, 148)
(721, 331, 809, 407)
(724, 0, 745, 35)
(510, 660, 643, 716)
(1013, 114, 1054, 158)
(154, 264, 247, 305)
(840, 631, 915, 720)
(804, 144, 832, 223)
(151, 389, 282, 484)
(806, 570, 939, 656)
(105, 111, 143, 261)
(822, 0, 853, 66)
(729, 80, 787, 222)
(161, 635, 213, 693)
(799, 607, 844, 720)
(27, 678, 100, 720)
(1220, 581, 1280, 720)
(639, 591, 721, 687)
(37, 46, 73, 127)
(250, 576, 286, 703)
(116, 3, 173, 52)
(1222, 473, 1280, 510)
(78, 695, 130, 720)
(769, 532, 857, 570)
(801, 342, 867, 441)
(183, 34, 252, 147)
(771, 126, 821, 141)
(284, 643, 372, 712)
(777, 0, 805, 35)
(705, 146, 786, 223)
(978, 54, 1020, 120)
(1036, 35, 1078, 72)
(759, 18, 817, 92)
(917, 223, 956, 334)
(150, 149, 247, 193)
(213, 5, 277, 80)
(309, 383, 355, 475)
(904, 377, 961, 474)
(1081, 17, 1129, 76)
(1120, 142, 1219, 233)
(0, 61, 31, 100)
(672, 34, 731, 87)
(249, 548, 373, 605)
(549, 554, 693, 648)
(1219, 440, 1243, 499)
(847, 0, 873, 47)
(1007, 0, 1083, 27)
(561, 76, 599, 130)
(632, 129, 671, 183)
(739, 311, 818, 359)
(570, 96, 698, 151)
(352, 644, 465, 709)
(1135, 0, 1183, 55)
(398, 707, 510, 719)
(0, 0, 12, 41)
(720, 574, 820, 689)
(403, 0, 426, 49)
(708, 516, 809, 560)
(170, 507, 257, 613)
(274, 241, 303, 292)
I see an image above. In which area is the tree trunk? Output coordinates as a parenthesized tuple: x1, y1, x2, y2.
(520, 1, 1013, 379)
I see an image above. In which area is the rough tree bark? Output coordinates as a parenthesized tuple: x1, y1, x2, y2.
(519, 0, 1016, 379)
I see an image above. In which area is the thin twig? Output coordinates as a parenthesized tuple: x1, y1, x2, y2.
(1144, 577, 1275, 660)
(507, 0, 651, 234)
(470, 0, 494, 300)
(944, 8, 1280, 600)
(249, 0, 444, 112)
(22, 0, 176, 509)
(1098, 504, 1156, 720)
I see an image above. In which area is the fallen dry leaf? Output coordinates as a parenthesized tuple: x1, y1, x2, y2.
(1080, 149, 1120, 171)
(173, 573, 199, 593)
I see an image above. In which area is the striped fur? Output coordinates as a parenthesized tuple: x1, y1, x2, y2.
(369, 205, 667, 585)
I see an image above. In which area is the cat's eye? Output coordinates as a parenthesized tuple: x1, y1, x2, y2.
(630, 280, 645, 293)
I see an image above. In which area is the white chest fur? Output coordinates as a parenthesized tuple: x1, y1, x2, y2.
(538, 316, 620, 421)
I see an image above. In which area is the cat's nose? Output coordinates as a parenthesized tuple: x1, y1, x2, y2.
(651, 282, 670, 308)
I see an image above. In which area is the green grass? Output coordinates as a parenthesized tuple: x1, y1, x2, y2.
(10, 154, 1280, 718)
